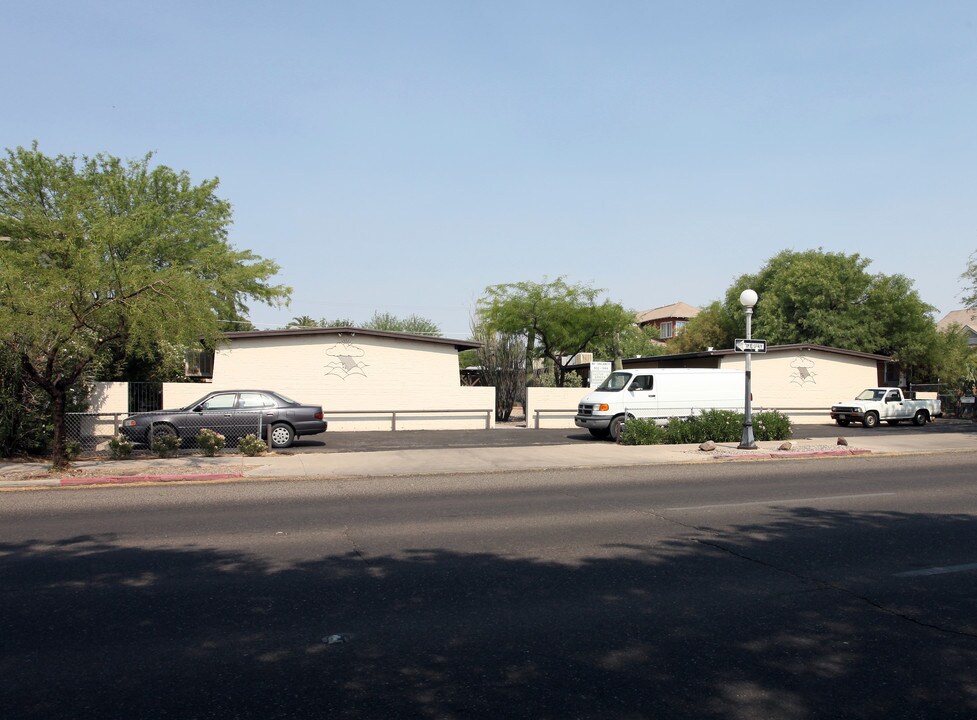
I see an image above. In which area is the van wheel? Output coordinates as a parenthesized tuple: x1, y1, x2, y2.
(589, 428, 610, 439)
(609, 415, 626, 442)
(912, 410, 928, 426)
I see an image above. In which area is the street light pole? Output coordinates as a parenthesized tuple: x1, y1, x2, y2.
(738, 289, 758, 449)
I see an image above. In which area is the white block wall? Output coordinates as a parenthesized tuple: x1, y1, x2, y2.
(526, 388, 591, 429)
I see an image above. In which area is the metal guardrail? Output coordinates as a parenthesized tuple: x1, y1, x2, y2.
(326, 409, 493, 431)
(532, 409, 577, 429)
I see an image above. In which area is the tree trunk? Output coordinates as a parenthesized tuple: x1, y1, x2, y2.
(50, 385, 68, 470)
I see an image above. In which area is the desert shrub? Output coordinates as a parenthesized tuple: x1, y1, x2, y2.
(752, 410, 793, 441)
(618, 409, 793, 445)
(63, 439, 82, 461)
(238, 433, 267, 457)
(618, 418, 666, 445)
(107, 435, 133, 460)
(151, 433, 180, 458)
(195, 428, 226, 457)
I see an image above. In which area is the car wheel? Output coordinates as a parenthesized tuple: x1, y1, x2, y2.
(913, 410, 928, 426)
(270, 423, 294, 448)
(862, 411, 879, 429)
(609, 415, 627, 442)
(835, 418, 850, 427)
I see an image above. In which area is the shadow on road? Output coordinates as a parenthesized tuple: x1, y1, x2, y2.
(3, 507, 976, 718)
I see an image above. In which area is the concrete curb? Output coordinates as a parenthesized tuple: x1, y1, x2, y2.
(59, 473, 245, 486)
(715, 448, 873, 461)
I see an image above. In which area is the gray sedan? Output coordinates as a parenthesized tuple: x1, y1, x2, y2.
(119, 390, 327, 449)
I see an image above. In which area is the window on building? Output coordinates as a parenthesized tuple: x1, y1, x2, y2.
(660, 321, 673, 340)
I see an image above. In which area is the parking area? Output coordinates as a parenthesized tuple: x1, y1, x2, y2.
(283, 419, 977, 455)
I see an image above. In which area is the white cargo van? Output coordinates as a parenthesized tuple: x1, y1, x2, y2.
(574, 368, 745, 441)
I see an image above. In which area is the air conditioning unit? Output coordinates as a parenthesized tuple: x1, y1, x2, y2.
(573, 352, 594, 365)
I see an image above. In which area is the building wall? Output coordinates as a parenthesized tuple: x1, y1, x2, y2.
(718, 349, 881, 424)
(526, 388, 591, 428)
(188, 333, 493, 431)
(91, 333, 495, 431)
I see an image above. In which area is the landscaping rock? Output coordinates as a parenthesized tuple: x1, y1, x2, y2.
(699, 440, 717, 451)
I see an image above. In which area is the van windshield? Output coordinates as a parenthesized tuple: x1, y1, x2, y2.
(595, 372, 632, 392)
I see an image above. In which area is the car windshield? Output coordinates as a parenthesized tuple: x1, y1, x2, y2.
(856, 389, 887, 401)
(596, 372, 632, 392)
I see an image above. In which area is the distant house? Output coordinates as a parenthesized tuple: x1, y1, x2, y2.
(635, 301, 700, 341)
(937, 309, 977, 347)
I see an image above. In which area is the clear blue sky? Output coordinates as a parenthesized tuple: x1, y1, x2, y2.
(5, 1, 976, 338)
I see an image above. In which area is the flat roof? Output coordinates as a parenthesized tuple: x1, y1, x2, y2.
(224, 326, 481, 352)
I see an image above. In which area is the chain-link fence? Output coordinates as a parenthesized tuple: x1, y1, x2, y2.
(64, 412, 270, 458)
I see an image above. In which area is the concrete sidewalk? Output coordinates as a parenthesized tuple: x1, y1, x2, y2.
(2, 430, 975, 489)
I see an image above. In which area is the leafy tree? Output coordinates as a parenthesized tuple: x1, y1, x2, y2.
(963, 251, 977, 309)
(668, 301, 739, 354)
(286, 315, 320, 328)
(587, 324, 666, 363)
(671, 250, 939, 378)
(0, 144, 289, 467)
(477, 277, 635, 387)
(363, 312, 441, 336)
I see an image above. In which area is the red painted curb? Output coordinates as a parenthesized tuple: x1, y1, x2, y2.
(60, 473, 244, 486)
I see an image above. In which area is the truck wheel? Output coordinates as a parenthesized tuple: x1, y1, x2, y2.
(912, 410, 929, 426)
(609, 415, 626, 442)
(835, 418, 850, 427)
(862, 411, 879, 429)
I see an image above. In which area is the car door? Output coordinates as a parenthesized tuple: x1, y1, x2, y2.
(235, 392, 276, 438)
(625, 374, 658, 419)
(187, 392, 239, 438)
(883, 389, 904, 420)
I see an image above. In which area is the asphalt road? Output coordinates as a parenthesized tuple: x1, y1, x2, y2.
(3, 453, 977, 719)
(286, 417, 977, 454)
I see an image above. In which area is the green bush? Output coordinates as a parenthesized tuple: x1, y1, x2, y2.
(619, 418, 666, 445)
(195, 428, 226, 457)
(619, 409, 793, 446)
(237, 433, 267, 457)
(752, 410, 793, 441)
(151, 433, 180, 458)
(107, 435, 133, 460)
(63, 439, 82, 461)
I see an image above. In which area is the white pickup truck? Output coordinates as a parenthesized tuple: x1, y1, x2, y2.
(830, 388, 942, 428)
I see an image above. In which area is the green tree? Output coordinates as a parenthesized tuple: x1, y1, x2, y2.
(963, 251, 977, 309)
(363, 312, 441, 336)
(587, 324, 666, 363)
(673, 250, 939, 378)
(0, 144, 289, 467)
(668, 301, 739, 354)
(729, 250, 937, 379)
(286, 315, 320, 328)
(477, 277, 635, 387)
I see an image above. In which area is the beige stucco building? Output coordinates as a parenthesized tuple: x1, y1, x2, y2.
(527, 343, 892, 428)
(93, 328, 494, 431)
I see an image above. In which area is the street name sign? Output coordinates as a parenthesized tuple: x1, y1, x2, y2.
(734, 338, 767, 353)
